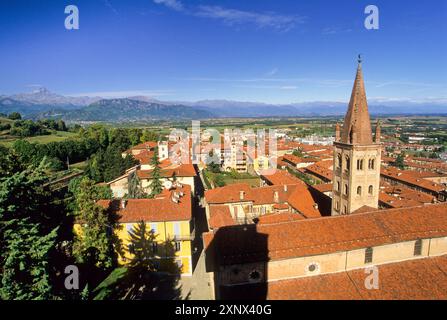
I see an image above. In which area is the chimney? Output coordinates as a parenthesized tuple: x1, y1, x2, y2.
(239, 191, 245, 201)
(284, 184, 288, 192)
(120, 199, 127, 209)
(335, 123, 341, 142)
(171, 193, 180, 203)
(274, 191, 279, 203)
(313, 203, 319, 210)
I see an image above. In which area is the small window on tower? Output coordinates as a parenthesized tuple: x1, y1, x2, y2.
(414, 239, 422, 256)
(365, 247, 373, 264)
(368, 158, 375, 170)
(368, 185, 373, 195)
(345, 156, 351, 171)
(357, 186, 362, 195)
(344, 184, 349, 196)
(357, 159, 363, 170)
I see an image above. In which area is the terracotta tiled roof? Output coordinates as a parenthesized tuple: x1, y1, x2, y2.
(204, 203, 447, 265)
(261, 170, 305, 186)
(381, 167, 445, 193)
(97, 185, 191, 223)
(256, 212, 304, 224)
(205, 183, 253, 204)
(205, 183, 324, 219)
(131, 141, 158, 150)
(305, 163, 333, 181)
(137, 164, 196, 179)
(209, 205, 235, 229)
(133, 150, 154, 165)
(222, 255, 447, 300)
(283, 154, 318, 166)
(312, 183, 333, 193)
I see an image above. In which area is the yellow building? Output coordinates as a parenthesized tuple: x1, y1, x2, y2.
(75, 184, 194, 276)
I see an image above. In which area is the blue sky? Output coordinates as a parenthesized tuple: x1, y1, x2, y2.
(0, 0, 446, 103)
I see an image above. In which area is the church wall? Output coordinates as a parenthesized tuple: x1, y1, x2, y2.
(217, 236, 447, 286)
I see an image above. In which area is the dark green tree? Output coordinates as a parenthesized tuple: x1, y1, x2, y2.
(8, 112, 21, 120)
(0, 162, 60, 300)
(393, 154, 406, 169)
(72, 177, 118, 269)
(127, 171, 148, 199)
(149, 147, 163, 197)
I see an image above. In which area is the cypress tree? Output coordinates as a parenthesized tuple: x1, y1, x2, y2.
(149, 147, 163, 197)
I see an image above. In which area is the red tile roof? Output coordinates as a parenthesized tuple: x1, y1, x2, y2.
(381, 167, 445, 193)
(204, 203, 447, 265)
(97, 185, 192, 223)
(305, 163, 333, 181)
(261, 170, 305, 186)
(205, 183, 324, 219)
(209, 205, 235, 230)
(131, 141, 158, 150)
(137, 164, 197, 179)
(256, 212, 305, 224)
(224, 255, 447, 300)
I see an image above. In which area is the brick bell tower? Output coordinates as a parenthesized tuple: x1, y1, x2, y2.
(331, 56, 381, 215)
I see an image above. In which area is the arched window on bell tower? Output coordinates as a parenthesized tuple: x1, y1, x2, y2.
(368, 158, 375, 170)
(357, 159, 363, 170)
(337, 154, 342, 169)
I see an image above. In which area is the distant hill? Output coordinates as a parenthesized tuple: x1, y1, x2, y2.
(1, 88, 446, 122)
(36, 98, 215, 121)
(0, 87, 100, 116)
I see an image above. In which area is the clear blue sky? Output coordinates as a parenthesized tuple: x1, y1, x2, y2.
(0, 0, 446, 103)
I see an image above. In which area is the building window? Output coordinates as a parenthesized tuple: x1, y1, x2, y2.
(173, 222, 181, 236)
(365, 247, 373, 264)
(414, 239, 422, 256)
(345, 156, 351, 171)
(357, 159, 363, 170)
(344, 184, 349, 196)
(368, 158, 375, 170)
(368, 185, 373, 195)
(337, 154, 342, 168)
(126, 223, 133, 234)
(335, 201, 340, 211)
(357, 186, 362, 195)
(151, 242, 158, 254)
(306, 262, 320, 273)
(343, 205, 348, 214)
(150, 223, 157, 234)
(174, 241, 181, 252)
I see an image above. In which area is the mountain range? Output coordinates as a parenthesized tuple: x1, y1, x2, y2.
(1, 88, 446, 122)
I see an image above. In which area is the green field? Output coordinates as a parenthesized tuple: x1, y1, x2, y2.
(0, 130, 78, 147)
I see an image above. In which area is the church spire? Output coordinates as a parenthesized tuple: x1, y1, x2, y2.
(340, 56, 373, 145)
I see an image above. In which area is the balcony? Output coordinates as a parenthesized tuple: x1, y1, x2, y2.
(173, 228, 195, 241)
